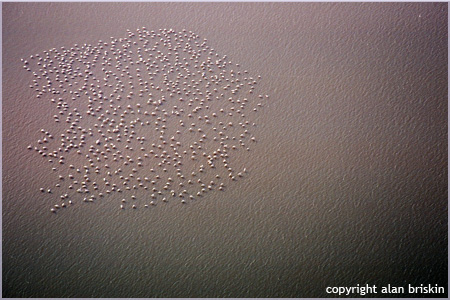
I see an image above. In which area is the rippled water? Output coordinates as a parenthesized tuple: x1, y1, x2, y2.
(3, 3, 447, 298)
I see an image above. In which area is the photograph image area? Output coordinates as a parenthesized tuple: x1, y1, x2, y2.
(2, 2, 447, 298)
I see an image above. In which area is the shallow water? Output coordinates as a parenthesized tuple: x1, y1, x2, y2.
(3, 3, 448, 298)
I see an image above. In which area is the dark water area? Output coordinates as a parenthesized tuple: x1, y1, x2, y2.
(3, 3, 448, 298)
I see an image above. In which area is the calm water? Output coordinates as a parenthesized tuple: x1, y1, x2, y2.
(3, 3, 447, 298)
